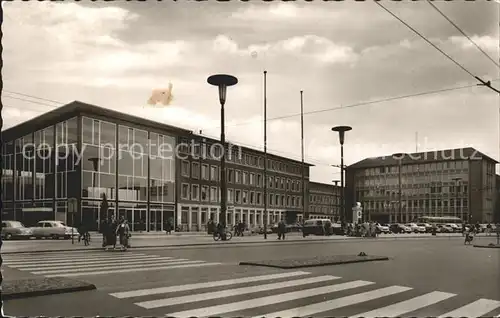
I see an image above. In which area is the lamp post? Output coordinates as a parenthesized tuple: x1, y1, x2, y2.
(332, 180, 340, 221)
(452, 177, 462, 221)
(263, 71, 268, 239)
(208, 74, 238, 240)
(331, 126, 352, 226)
(392, 153, 406, 223)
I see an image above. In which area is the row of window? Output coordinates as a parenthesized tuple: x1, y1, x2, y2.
(310, 194, 339, 205)
(358, 161, 470, 177)
(361, 198, 469, 210)
(309, 205, 339, 214)
(357, 174, 470, 187)
(180, 183, 303, 208)
(181, 161, 303, 192)
(178, 137, 305, 176)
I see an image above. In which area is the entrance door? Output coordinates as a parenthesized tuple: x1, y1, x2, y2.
(133, 209, 146, 232)
(149, 209, 163, 231)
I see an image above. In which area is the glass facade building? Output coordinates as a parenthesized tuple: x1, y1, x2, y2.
(346, 148, 498, 224)
(2, 102, 186, 232)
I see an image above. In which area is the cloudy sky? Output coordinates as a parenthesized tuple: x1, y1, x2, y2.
(3, 1, 499, 183)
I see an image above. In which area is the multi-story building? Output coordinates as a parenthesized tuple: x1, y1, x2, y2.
(308, 181, 341, 221)
(346, 148, 497, 224)
(175, 133, 312, 232)
(1, 101, 314, 232)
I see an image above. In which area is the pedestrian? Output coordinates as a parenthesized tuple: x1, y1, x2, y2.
(101, 218, 108, 248)
(277, 219, 286, 240)
(116, 218, 130, 251)
(165, 218, 172, 235)
(486, 223, 492, 236)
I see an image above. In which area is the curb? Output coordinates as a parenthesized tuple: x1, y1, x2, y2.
(239, 256, 390, 269)
(3, 235, 464, 255)
(2, 284, 96, 300)
(473, 244, 500, 249)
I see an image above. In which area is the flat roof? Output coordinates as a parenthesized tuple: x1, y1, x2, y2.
(348, 147, 498, 169)
(2, 100, 314, 167)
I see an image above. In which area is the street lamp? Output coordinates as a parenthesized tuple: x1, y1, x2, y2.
(332, 180, 340, 221)
(392, 153, 406, 223)
(207, 74, 238, 239)
(452, 177, 462, 222)
(331, 126, 352, 226)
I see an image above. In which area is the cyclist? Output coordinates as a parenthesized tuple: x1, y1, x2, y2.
(77, 222, 89, 243)
(215, 222, 226, 240)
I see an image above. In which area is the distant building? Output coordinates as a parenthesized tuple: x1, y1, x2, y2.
(346, 148, 497, 224)
(495, 175, 500, 223)
(308, 181, 341, 221)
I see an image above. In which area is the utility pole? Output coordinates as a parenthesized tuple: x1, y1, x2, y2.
(300, 91, 306, 222)
(263, 71, 268, 239)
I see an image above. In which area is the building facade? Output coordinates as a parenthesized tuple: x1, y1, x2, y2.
(1, 101, 318, 232)
(175, 133, 312, 232)
(308, 181, 341, 221)
(345, 148, 497, 224)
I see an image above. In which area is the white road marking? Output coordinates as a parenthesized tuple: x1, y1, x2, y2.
(3, 254, 154, 265)
(256, 286, 413, 318)
(110, 271, 311, 299)
(32, 260, 205, 274)
(438, 298, 500, 318)
(167, 280, 375, 318)
(44, 262, 222, 277)
(137, 275, 341, 309)
(7, 257, 175, 268)
(352, 291, 456, 317)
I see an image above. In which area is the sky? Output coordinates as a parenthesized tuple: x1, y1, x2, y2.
(2, 1, 499, 184)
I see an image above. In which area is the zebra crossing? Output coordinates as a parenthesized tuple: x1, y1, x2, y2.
(109, 271, 500, 317)
(2, 251, 221, 278)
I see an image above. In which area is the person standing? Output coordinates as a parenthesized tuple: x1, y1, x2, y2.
(277, 219, 286, 240)
(116, 218, 130, 251)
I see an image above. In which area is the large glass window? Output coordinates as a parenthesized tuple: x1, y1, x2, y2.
(2, 141, 14, 201)
(34, 127, 55, 200)
(149, 132, 175, 203)
(15, 134, 34, 201)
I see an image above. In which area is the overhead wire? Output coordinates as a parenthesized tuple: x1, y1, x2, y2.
(426, 0, 500, 69)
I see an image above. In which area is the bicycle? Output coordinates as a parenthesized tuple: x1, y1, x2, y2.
(213, 230, 233, 241)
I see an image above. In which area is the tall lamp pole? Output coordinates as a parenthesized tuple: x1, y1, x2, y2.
(332, 180, 340, 221)
(392, 153, 406, 223)
(331, 126, 352, 226)
(300, 91, 306, 222)
(452, 177, 462, 221)
(207, 74, 238, 240)
(263, 71, 268, 239)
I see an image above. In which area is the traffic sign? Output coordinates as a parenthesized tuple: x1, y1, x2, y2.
(68, 198, 77, 213)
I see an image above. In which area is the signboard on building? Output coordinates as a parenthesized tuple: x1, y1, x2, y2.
(68, 198, 77, 214)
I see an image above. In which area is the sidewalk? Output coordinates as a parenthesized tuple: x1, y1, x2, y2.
(1, 232, 477, 254)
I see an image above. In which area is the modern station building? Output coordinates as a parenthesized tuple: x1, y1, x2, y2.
(345, 148, 498, 224)
(1, 101, 341, 232)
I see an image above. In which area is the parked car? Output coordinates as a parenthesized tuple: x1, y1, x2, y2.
(1, 221, 33, 240)
(406, 223, 426, 233)
(389, 223, 412, 234)
(376, 223, 390, 234)
(30, 220, 79, 239)
(417, 223, 433, 233)
(437, 224, 454, 233)
(302, 219, 334, 237)
(258, 226, 273, 235)
(445, 223, 460, 233)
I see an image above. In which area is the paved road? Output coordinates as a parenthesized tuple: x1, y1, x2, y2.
(3, 238, 500, 317)
(3, 232, 493, 253)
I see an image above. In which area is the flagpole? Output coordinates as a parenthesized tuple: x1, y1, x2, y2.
(263, 70, 268, 240)
(300, 91, 306, 222)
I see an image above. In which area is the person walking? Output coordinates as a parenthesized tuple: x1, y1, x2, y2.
(116, 218, 130, 251)
(277, 219, 286, 240)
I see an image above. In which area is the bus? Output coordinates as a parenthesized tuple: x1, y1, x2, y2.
(416, 216, 463, 225)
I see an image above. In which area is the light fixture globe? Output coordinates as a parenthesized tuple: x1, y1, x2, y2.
(207, 74, 238, 105)
(332, 125, 352, 145)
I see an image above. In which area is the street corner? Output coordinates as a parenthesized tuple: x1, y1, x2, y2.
(239, 253, 390, 269)
(2, 276, 96, 300)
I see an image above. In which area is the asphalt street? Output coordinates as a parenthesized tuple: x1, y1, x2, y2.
(3, 236, 500, 317)
(1, 231, 487, 253)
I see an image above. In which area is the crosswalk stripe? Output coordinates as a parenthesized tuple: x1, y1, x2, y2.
(167, 280, 375, 318)
(3, 254, 154, 265)
(44, 262, 222, 277)
(137, 275, 341, 309)
(32, 260, 204, 275)
(254, 285, 413, 318)
(3, 252, 142, 261)
(351, 291, 455, 317)
(19, 258, 189, 271)
(110, 271, 311, 299)
(7, 256, 173, 269)
(438, 298, 500, 318)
